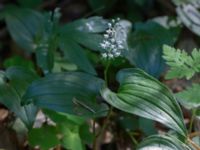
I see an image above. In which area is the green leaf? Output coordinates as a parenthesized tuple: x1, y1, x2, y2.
(4, 6, 44, 52)
(44, 109, 90, 150)
(60, 124, 84, 150)
(101, 68, 187, 137)
(137, 135, 192, 150)
(59, 39, 96, 75)
(0, 67, 38, 127)
(23, 72, 108, 118)
(62, 16, 108, 33)
(35, 47, 54, 74)
(34, 8, 60, 74)
(139, 118, 157, 136)
(28, 125, 60, 150)
(44, 109, 85, 126)
(60, 16, 108, 52)
(3, 55, 34, 69)
(176, 3, 200, 36)
(127, 21, 179, 78)
(176, 84, 200, 109)
(163, 45, 200, 79)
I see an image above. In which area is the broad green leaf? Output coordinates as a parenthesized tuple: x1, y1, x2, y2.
(60, 16, 108, 52)
(70, 31, 104, 52)
(101, 68, 187, 137)
(62, 16, 108, 33)
(35, 46, 54, 74)
(139, 118, 157, 136)
(23, 72, 108, 118)
(34, 8, 60, 74)
(127, 21, 179, 78)
(137, 135, 192, 150)
(59, 39, 96, 75)
(176, 84, 200, 109)
(44, 109, 91, 150)
(60, 124, 84, 150)
(44, 109, 85, 126)
(28, 125, 60, 150)
(53, 52, 77, 72)
(176, 2, 200, 36)
(163, 45, 200, 79)
(3, 55, 34, 70)
(4, 7, 44, 52)
(0, 67, 38, 127)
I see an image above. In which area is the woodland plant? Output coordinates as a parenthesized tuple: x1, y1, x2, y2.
(0, 0, 200, 150)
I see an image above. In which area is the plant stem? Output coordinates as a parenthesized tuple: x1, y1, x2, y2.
(93, 60, 112, 150)
(189, 108, 197, 133)
(104, 60, 111, 86)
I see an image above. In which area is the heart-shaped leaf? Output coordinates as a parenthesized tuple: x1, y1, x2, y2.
(101, 68, 187, 137)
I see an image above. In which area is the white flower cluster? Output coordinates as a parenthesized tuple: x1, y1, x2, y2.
(100, 18, 124, 59)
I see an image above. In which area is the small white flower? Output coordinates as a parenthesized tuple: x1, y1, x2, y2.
(117, 40, 123, 44)
(111, 38, 115, 43)
(108, 53, 114, 58)
(114, 52, 121, 57)
(100, 18, 124, 59)
(102, 53, 107, 58)
(104, 41, 110, 46)
(112, 48, 117, 52)
(118, 44, 124, 49)
(106, 29, 113, 34)
(110, 44, 115, 49)
(104, 34, 109, 38)
(100, 43, 107, 49)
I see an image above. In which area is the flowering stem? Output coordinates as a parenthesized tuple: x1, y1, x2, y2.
(104, 60, 111, 86)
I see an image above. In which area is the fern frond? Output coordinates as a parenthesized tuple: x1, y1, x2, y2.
(163, 45, 200, 79)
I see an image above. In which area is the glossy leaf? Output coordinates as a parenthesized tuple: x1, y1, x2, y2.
(60, 16, 108, 52)
(4, 7, 44, 51)
(0, 67, 38, 127)
(101, 68, 187, 137)
(62, 16, 108, 33)
(59, 39, 96, 75)
(137, 135, 192, 150)
(127, 21, 179, 78)
(176, 2, 200, 36)
(23, 72, 108, 118)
